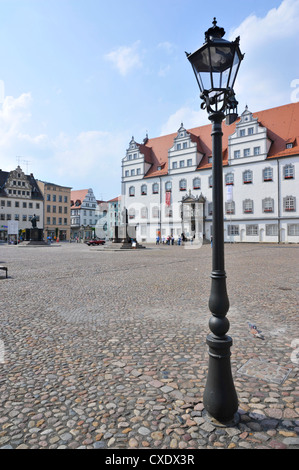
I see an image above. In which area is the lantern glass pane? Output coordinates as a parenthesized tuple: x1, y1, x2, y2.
(209, 46, 233, 72)
(228, 49, 241, 88)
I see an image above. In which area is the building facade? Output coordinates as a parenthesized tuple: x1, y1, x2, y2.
(107, 196, 121, 239)
(70, 188, 98, 240)
(0, 166, 44, 242)
(37, 180, 72, 241)
(121, 103, 299, 244)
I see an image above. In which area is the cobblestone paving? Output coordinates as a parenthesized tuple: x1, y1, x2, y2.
(0, 242, 298, 449)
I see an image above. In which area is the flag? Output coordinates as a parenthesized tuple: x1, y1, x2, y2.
(165, 191, 171, 207)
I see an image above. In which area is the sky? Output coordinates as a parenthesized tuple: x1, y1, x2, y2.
(0, 0, 298, 200)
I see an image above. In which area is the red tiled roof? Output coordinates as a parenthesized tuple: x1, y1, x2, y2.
(108, 196, 121, 203)
(70, 189, 89, 208)
(135, 102, 299, 177)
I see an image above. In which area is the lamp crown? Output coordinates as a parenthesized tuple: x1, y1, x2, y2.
(205, 17, 225, 41)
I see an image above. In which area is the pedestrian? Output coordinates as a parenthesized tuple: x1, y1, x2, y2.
(156, 235, 160, 245)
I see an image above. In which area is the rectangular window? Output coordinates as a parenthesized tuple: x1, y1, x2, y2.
(234, 150, 240, 159)
(288, 224, 299, 236)
(125, 170, 129, 177)
(254, 146, 260, 155)
(244, 148, 250, 157)
(172, 162, 177, 169)
(248, 127, 254, 135)
(177, 143, 181, 150)
(183, 142, 187, 149)
(246, 225, 258, 236)
(187, 159, 192, 167)
(266, 224, 278, 236)
(228, 225, 239, 236)
(179, 161, 185, 168)
(240, 129, 245, 137)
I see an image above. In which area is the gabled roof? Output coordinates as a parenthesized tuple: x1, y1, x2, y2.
(133, 102, 299, 177)
(70, 189, 89, 208)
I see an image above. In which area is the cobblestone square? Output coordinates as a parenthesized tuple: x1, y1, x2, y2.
(0, 242, 298, 449)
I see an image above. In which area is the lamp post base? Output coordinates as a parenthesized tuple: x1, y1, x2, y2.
(203, 333, 239, 425)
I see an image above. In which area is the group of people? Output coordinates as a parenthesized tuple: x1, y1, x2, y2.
(156, 233, 187, 246)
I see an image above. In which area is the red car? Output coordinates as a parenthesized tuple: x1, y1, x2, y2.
(86, 239, 106, 246)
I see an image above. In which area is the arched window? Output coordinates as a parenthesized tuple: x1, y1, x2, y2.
(141, 184, 147, 195)
(165, 181, 172, 192)
(225, 173, 234, 185)
(152, 206, 159, 218)
(141, 206, 148, 219)
(209, 175, 213, 187)
(263, 167, 273, 182)
(262, 197, 274, 212)
(243, 170, 253, 184)
(179, 179, 187, 191)
(129, 186, 135, 197)
(284, 164, 294, 179)
(193, 177, 201, 190)
(152, 183, 159, 194)
(284, 196, 296, 211)
(243, 199, 254, 213)
(128, 208, 135, 219)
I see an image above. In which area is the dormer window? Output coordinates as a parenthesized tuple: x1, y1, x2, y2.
(286, 143, 293, 149)
(157, 166, 162, 171)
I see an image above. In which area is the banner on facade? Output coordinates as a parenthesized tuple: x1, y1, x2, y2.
(7, 221, 18, 234)
(165, 191, 171, 207)
(226, 185, 233, 202)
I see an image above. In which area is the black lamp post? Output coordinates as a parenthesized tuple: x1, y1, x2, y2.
(186, 18, 244, 425)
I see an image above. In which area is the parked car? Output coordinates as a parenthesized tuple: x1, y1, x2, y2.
(86, 239, 105, 246)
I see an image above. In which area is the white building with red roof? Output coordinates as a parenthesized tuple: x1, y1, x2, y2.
(70, 188, 98, 240)
(121, 102, 299, 244)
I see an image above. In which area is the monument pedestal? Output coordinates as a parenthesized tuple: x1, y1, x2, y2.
(25, 228, 44, 242)
(22, 228, 48, 245)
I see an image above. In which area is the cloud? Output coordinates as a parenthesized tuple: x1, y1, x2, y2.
(157, 41, 175, 54)
(0, 92, 125, 198)
(229, 0, 299, 111)
(160, 105, 209, 136)
(0, 93, 32, 146)
(105, 41, 142, 76)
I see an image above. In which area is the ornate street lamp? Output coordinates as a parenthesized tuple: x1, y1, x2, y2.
(186, 18, 244, 425)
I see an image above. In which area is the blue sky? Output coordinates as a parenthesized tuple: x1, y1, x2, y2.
(0, 0, 298, 200)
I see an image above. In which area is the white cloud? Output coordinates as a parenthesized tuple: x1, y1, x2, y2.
(229, 0, 299, 111)
(157, 41, 175, 54)
(0, 93, 32, 146)
(0, 92, 124, 198)
(105, 41, 142, 76)
(160, 105, 208, 136)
